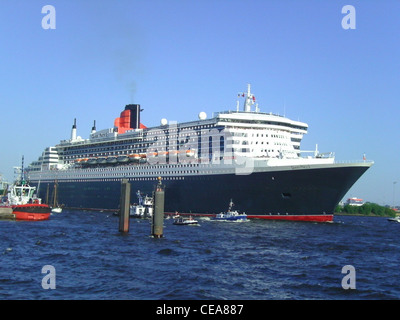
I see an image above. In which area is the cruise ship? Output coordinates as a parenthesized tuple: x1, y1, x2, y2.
(26, 85, 373, 222)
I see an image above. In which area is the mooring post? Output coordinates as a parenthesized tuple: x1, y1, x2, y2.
(119, 179, 131, 233)
(152, 177, 165, 238)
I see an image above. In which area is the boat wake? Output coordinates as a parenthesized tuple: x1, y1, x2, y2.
(211, 218, 249, 223)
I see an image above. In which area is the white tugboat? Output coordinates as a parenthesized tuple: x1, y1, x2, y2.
(130, 190, 153, 218)
(213, 199, 247, 221)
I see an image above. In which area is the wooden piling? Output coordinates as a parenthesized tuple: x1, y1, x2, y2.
(119, 179, 131, 233)
(152, 177, 165, 238)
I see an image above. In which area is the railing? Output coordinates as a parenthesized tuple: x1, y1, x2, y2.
(334, 159, 374, 164)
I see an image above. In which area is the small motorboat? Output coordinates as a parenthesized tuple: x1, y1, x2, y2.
(172, 211, 181, 219)
(212, 199, 247, 221)
(388, 216, 400, 223)
(173, 216, 199, 225)
(51, 207, 62, 214)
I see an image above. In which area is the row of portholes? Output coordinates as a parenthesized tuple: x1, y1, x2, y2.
(52, 177, 186, 183)
(43, 171, 222, 181)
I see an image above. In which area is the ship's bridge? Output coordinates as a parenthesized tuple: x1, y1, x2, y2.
(215, 110, 308, 133)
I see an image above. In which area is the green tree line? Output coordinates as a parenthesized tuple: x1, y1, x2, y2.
(335, 203, 397, 217)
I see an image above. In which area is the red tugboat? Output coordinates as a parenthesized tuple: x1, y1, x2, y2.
(8, 182, 51, 221)
(7, 157, 51, 221)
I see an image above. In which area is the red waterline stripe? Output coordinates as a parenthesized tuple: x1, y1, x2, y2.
(166, 212, 333, 222)
(246, 215, 334, 222)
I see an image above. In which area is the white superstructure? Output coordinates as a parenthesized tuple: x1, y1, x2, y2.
(26, 84, 328, 177)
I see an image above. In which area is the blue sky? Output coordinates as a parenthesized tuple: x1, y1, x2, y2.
(0, 0, 399, 206)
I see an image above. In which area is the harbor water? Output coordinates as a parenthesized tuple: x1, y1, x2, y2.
(1, 211, 399, 300)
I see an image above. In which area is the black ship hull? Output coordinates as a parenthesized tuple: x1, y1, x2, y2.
(35, 164, 370, 222)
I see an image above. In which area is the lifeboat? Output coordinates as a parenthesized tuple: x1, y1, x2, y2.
(147, 152, 158, 158)
(129, 154, 141, 162)
(87, 157, 98, 165)
(186, 150, 195, 157)
(97, 157, 107, 164)
(138, 153, 147, 163)
(117, 155, 129, 163)
(106, 156, 118, 164)
(157, 151, 169, 157)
